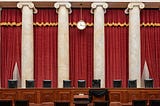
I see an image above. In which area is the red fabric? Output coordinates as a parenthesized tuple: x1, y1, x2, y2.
(141, 9, 160, 87)
(0, 9, 21, 88)
(69, 9, 93, 87)
(105, 9, 129, 87)
(34, 9, 58, 87)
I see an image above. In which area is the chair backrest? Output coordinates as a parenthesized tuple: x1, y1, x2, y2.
(43, 80, 51, 88)
(113, 80, 122, 88)
(92, 79, 101, 88)
(128, 80, 137, 88)
(144, 79, 153, 88)
(8, 79, 17, 88)
(78, 80, 86, 88)
(132, 100, 147, 106)
(15, 100, 29, 106)
(26, 80, 34, 88)
(63, 80, 71, 88)
(149, 100, 160, 106)
(0, 100, 12, 106)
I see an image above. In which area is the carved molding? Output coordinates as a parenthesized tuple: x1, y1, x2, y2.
(91, 2, 108, 14)
(54, 2, 72, 14)
(125, 2, 145, 14)
(17, 2, 38, 14)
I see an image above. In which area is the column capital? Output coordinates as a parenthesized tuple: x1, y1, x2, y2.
(17, 2, 37, 14)
(125, 2, 145, 14)
(91, 2, 108, 14)
(54, 2, 72, 14)
(128, 2, 145, 9)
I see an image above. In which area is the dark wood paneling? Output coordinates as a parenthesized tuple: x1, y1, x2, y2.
(0, 88, 159, 106)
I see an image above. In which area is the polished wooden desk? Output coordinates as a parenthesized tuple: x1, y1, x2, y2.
(0, 88, 159, 106)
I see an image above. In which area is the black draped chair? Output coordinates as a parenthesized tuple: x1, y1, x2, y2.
(144, 79, 153, 88)
(128, 80, 137, 88)
(43, 80, 51, 88)
(89, 89, 109, 106)
(113, 80, 122, 88)
(63, 80, 71, 88)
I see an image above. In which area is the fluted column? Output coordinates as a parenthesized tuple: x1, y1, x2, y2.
(91, 3, 108, 88)
(127, 3, 145, 88)
(54, 2, 71, 88)
(17, 2, 37, 88)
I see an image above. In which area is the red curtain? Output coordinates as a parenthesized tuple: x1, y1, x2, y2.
(0, 9, 21, 88)
(34, 9, 58, 87)
(141, 9, 160, 87)
(69, 9, 93, 87)
(105, 9, 129, 87)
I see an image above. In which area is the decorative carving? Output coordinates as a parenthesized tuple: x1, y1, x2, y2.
(110, 93, 120, 102)
(17, 2, 38, 14)
(125, 2, 145, 14)
(22, 92, 36, 103)
(91, 2, 108, 14)
(54, 2, 72, 14)
(40, 92, 54, 102)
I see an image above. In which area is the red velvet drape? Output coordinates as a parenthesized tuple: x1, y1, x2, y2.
(105, 9, 129, 87)
(0, 9, 21, 88)
(141, 9, 160, 87)
(69, 9, 93, 87)
(34, 9, 58, 87)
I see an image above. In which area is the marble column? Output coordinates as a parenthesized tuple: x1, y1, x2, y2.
(127, 3, 145, 88)
(0, 8, 2, 88)
(54, 2, 71, 88)
(17, 2, 37, 88)
(91, 3, 108, 88)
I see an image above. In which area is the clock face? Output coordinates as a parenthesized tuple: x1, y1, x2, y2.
(77, 20, 86, 30)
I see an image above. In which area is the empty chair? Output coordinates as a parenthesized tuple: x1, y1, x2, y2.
(113, 80, 122, 88)
(144, 79, 153, 88)
(132, 100, 147, 106)
(0, 100, 12, 106)
(15, 100, 29, 106)
(78, 80, 86, 88)
(149, 100, 160, 106)
(92, 79, 101, 88)
(26, 80, 35, 88)
(63, 80, 71, 88)
(128, 80, 137, 88)
(8, 79, 17, 88)
(43, 80, 51, 88)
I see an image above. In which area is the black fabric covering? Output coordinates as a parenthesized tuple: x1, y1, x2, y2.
(132, 100, 147, 106)
(89, 89, 109, 102)
(149, 100, 160, 106)
(0, 100, 12, 106)
(15, 100, 29, 106)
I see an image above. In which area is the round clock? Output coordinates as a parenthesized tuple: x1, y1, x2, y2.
(77, 20, 86, 30)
